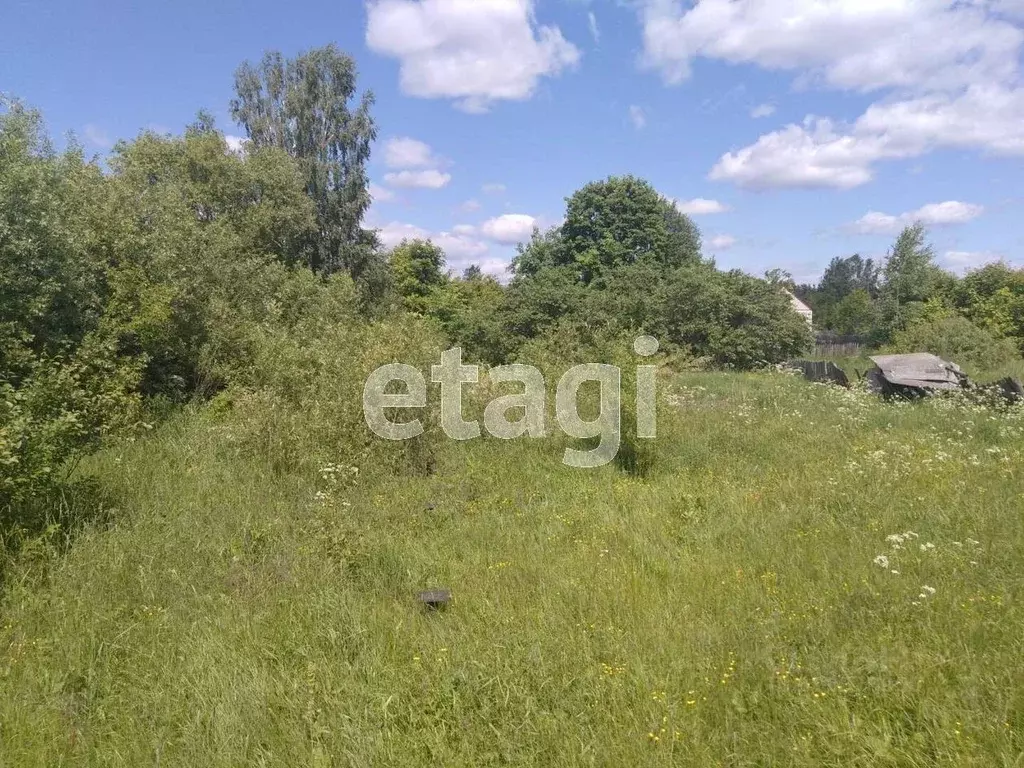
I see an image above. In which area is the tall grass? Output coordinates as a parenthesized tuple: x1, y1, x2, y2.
(2, 371, 1023, 766)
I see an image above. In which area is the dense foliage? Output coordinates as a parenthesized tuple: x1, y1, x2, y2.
(2, 44, 1022, 532)
(799, 223, 1024, 355)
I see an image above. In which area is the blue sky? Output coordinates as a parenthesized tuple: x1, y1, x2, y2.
(3, 0, 1023, 282)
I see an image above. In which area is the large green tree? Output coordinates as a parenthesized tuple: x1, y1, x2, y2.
(102, 121, 316, 395)
(819, 254, 881, 301)
(513, 176, 701, 284)
(230, 45, 378, 280)
(389, 239, 447, 314)
(878, 224, 951, 339)
(799, 254, 881, 333)
(1, 102, 141, 510)
(0, 101, 108, 384)
(829, 289, 878, 336)
(497, 175, 811, 366)
(948, 262, 1024, 353)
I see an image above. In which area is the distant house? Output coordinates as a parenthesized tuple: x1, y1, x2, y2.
(785, 291, 814, 326)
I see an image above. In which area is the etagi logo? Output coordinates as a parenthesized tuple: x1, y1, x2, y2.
(362, 336, 660, 468)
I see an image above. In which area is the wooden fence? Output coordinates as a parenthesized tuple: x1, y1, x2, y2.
(813, 334, 865, 359)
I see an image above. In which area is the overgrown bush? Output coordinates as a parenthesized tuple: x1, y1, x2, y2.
(208, 307, 447, 481)
(888, 316, 1021, 372)
(1, 338, 141, 515)
(518, 324, 661, 477)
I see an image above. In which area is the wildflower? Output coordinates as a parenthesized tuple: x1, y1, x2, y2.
(922, 585, 936, 595)
(891, 570, 900, 576)
(920, 542, 936, 552)
(873, 555, 890, 568)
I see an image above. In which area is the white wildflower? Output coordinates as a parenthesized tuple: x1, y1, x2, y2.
(922, 585, 936, 596)
(873, 555, 890, 568)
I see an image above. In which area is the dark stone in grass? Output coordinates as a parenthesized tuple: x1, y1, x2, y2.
(417, 589, 451, 611)
(996, 377, 1024, 404)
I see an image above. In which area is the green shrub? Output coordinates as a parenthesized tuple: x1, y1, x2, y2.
(518, 324, 661, 477)
(211, 310, 447, 482)
(1, 337, 141, 515)
(888, 315, 1021, 372)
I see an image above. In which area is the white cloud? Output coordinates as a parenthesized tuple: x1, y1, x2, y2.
(675, 197, 729, 215)
(383, 136, 439, 168)
(850, 201, 985, 235)
(480, 213, 537, 243)
(990, 0, 1024, 20)
(83, 124, 112, 149)
(709, 117, 877, 189)
(629, 105, 647, 129)
(708, 234, 737, 250)
(366, 0, 581, 112)
(383, 169, 452, 189)
(709, 85, 1024, 188)
(750, 103, 776, 118)
(482, 182, 506, 194)
(376, 221, 431, 248)
(433, 231, 490, 260)
(369, 183, 396, 202)
(941, 250, 1011, 273)
(471, 257, 515, 279)
(588, 11, 600, 43)
(452, 223, 477, 235)
(375, 221, 490, 262)
(460, 199, 482, 212)
(223, 134, 247, 154)
(638, 0, 1022, 93)
(635, 0, 1024, 188)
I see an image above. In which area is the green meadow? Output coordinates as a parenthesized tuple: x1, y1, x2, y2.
(6, 42, 1024, 767)
(3, 370, 1022, 766)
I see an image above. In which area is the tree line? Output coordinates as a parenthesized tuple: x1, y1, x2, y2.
(2, 44, 1021, 520)
(793, 224, 1024, 367)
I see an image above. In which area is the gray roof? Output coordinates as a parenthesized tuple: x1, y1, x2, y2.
(869, 353, 965, 391)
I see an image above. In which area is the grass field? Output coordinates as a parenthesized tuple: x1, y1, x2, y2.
(2, 370, 1023, 766)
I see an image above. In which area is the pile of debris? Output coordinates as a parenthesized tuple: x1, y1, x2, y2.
(865, 353, 968, 399)
(866, 353, 1023, 405)
(788, 353, 1024, 406)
